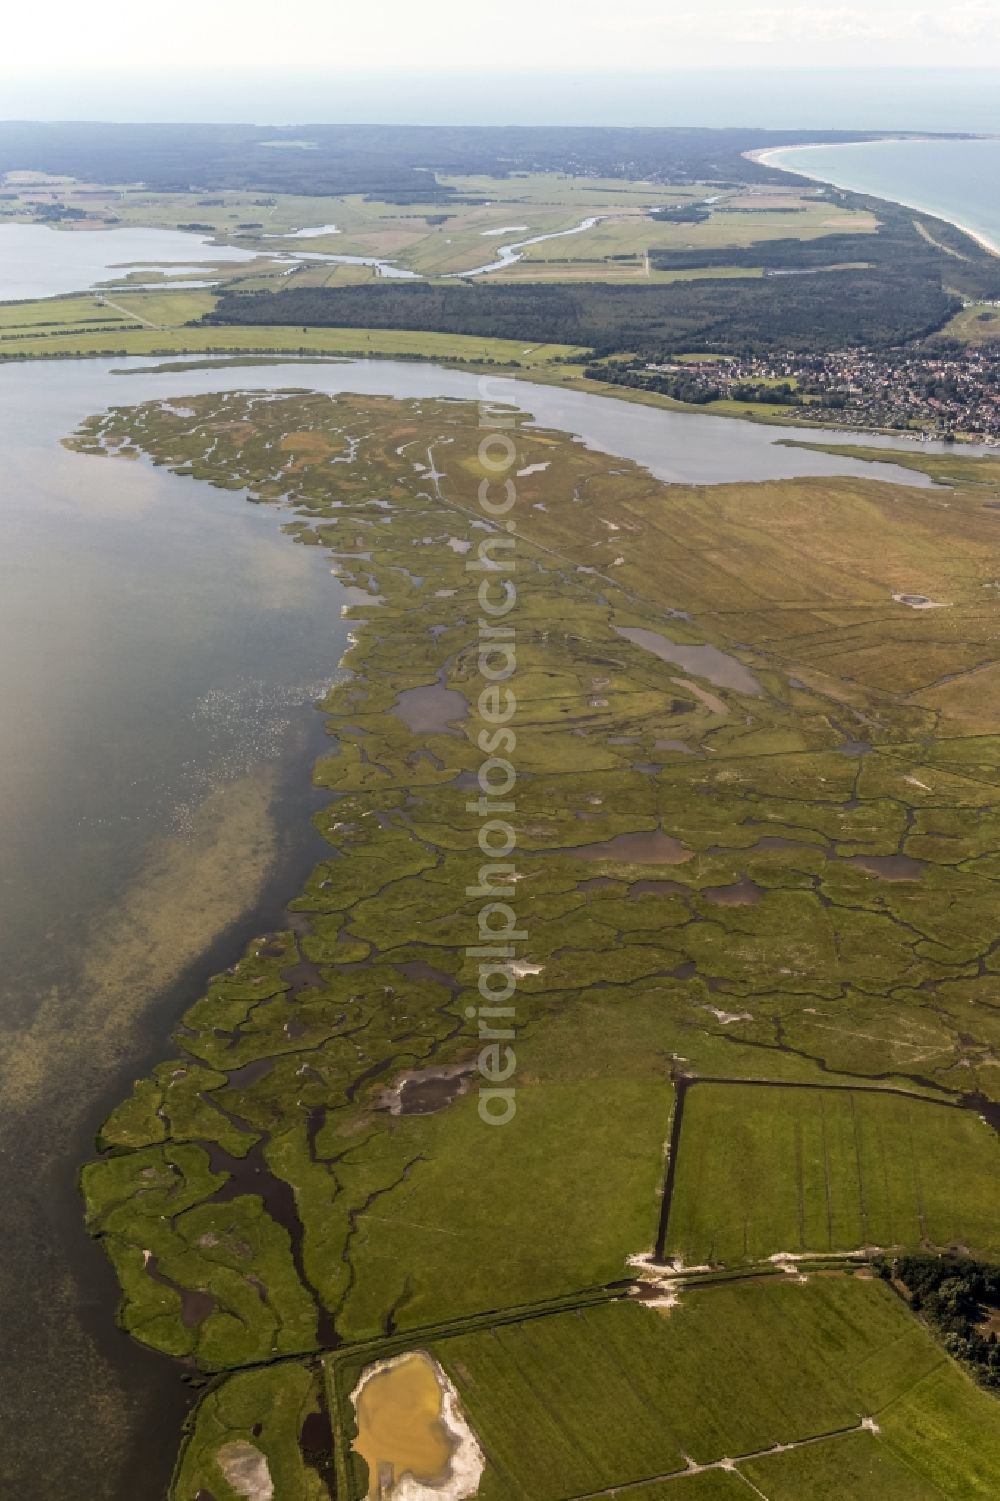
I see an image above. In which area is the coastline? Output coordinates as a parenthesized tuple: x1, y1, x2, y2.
(749, 140, 1000, 257)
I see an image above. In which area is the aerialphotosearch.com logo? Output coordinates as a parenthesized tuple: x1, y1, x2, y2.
(465, 379, 523, 1127)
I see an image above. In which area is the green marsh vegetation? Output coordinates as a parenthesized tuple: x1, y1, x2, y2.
(66, 389, 1000, 1496)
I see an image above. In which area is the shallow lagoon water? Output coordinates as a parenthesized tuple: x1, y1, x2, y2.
(41, 353, 977, 485)
(0, 352, 979, 1499)
(613, 625, 762, 696)
(0, 360, 352, 1499)
(0, 222, 262, 299)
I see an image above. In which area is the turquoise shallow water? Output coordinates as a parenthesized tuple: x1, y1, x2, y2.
(765, 137, 1000, 253)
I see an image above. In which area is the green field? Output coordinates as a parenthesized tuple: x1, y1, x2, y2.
(0, 292, 584, 365)
(665, 1084, 1000, 1267)
(326, 1277, 1000, 1500)
(742, 1429, 943, 1500)
(171, 1277, 1000, 1499)
(936, 302, 1000, 345)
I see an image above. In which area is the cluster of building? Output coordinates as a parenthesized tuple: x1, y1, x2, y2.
(647, 345, 1000, 442)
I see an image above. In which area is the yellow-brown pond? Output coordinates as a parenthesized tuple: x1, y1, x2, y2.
(353, 1352, 453, 1497)
(350, 1350, 483, 1500)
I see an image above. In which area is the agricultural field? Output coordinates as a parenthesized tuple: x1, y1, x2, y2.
(0, 289, 217, 352)
(65, 389, 1000, 1496)
(307, 1278, 1000, 1499)
(665, 1083, 1000, 1266)
(0, 289, 585, 364)
(1, 169, 876, 284)
(741, 1429, 945, 1501)
(937, 301, 1000, 345)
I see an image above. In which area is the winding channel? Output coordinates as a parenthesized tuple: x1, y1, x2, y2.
(0, 352, 980, 1501)
(270, 213, 611, 280)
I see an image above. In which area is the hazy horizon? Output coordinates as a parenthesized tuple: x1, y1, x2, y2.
(3, 67, 1000, 133)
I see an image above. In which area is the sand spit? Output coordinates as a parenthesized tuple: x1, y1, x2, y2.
(748, 143, 1000, 257)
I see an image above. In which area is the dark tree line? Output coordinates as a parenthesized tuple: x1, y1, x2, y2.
(0, 122, 918, 198)
(876, 1254, 1000, 1390)
(649, 196, 1000, 302)
(202, 269, 959, 357)
(649, 205, 710, 224)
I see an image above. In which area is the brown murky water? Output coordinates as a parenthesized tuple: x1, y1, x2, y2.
(351, 1352, 455, 1498)
(375, 1064, 476, 1116)
(703, 878, 765, 906)
(575, 829, 694, 864)
(841, 854, 926, 881)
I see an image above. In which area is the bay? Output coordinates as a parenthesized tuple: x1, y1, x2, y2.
(763, 136, 1000, 255)
(0, 222, 262, 300)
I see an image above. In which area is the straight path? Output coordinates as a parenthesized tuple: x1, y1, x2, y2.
(564, 1419, 876, 1500)
(101, 296, 160, 328)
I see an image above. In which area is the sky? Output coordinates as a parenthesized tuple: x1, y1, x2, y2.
(2, 0, 999, 75)
(2, 2, 1000, 127)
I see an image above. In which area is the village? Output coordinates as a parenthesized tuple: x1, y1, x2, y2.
(634, 343, 1000, 441)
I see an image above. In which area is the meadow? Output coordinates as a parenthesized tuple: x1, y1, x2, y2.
(317, 1278, 1000, 1500)
(937, 302, 1000, 345)
(0, 291, 584, 365)
(1, 171, 876, 285)
(665, 1083, 1000, 1266)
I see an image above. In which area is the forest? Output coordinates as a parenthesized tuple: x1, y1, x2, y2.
(649, 196, 1000, 302)
(202, 268, 959, 356)
(0, 121, 903, 196)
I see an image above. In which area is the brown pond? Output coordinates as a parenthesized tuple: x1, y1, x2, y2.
(375, 1063, 476, 1117)
(145, 1256, 217, 1330)
(574, 830, 694, 865)
(840, 854, 926, 882)
(702, 878, 765, 906)
(392, 684, 469, 735)
(351, 1352, 456, 1500)
(614, 626, 762, 696)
